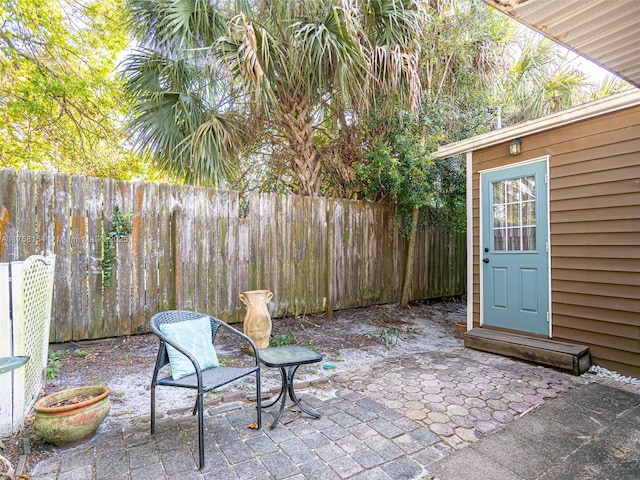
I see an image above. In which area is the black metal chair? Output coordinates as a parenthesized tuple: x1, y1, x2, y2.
(149, 310, 262, 469)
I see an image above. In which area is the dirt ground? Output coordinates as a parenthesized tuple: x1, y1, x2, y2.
(0, 297, 466, 476)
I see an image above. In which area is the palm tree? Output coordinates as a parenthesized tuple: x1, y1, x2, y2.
(589, 73, 632, 100)
(122, 0, 426, 194)
(506, 33, 589, 123)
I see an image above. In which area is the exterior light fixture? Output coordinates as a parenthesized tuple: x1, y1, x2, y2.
(509, 138, 522, 156)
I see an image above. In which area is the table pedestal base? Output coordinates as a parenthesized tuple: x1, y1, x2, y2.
(262, 364, 320, 428)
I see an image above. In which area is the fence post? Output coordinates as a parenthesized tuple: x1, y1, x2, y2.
(9, 260, 26, 433)
(324, 200, 334, 319)
(0, 262, 12, 436)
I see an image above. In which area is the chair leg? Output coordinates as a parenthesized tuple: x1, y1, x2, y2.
(192, 396, 199, 416)
(150, 383, 156, 434)
(197, 391, 205, 469)
(256, 371, 262, 429)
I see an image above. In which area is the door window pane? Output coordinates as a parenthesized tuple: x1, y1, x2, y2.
(492, 175, 536, 251)
(493, 204, 506, 228)
(493, 182, 504, 203)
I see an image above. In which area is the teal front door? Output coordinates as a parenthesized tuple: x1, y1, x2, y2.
(481, 158, 550, 336)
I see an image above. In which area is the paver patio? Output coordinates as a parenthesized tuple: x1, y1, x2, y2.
(27, 343, 639, 480)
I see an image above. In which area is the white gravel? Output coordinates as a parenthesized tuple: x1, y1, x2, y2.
(587, 364, 640, 388)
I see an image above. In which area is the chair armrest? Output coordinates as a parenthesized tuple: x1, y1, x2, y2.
(216, 321, 261, 365)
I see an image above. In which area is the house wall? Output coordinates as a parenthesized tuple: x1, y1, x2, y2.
(471, 105, 640, 377)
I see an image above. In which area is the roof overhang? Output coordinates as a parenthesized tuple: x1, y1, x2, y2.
(483, 0, 640, 88)
(435, 89, 640, 158)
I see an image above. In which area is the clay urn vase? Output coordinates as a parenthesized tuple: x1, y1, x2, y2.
(33, 385, 111, 447)
(239, 289, 273, 353)
(455, 321, 467, 339)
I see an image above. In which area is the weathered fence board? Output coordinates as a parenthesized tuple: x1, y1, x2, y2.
(0, 168, 466, 342)
(71, 175, 88, 339)
(157, 183, 174, 313)
(131, 182, 146, 334)
(101, 178, 117, 341)
(116, 180, 133, 337)
(144, 182, 159, 324)
(52, 173, 71, 342)
(16, 170, 36, 259)
(87, 177, 103, 339)
(0, 170, 18, 263)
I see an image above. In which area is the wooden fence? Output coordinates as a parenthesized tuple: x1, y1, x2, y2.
(0, 168, 465, 342)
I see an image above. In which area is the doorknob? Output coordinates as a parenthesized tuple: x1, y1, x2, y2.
(483, 258, 490, 264)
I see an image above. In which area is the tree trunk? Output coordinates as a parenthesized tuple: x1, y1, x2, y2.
(280, 97, 321, 196)
(400, 206, 419, 307)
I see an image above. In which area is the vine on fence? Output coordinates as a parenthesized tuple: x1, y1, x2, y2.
(101, 206, 132, 286)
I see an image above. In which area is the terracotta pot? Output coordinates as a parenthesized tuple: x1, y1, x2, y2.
(33, 385, 111, 447)
(239, 289, 273, 353)
(455, 321, 467, 339)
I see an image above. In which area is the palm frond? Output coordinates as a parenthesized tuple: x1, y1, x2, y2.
(166, 0, 226, 47)
(130, 92, 242, 186)
(361, 0, 426, 46)
(178, 112, 242, 185)
(122, 47, 243, 186)
(592, 73, 632, 98)
(217, 13, 279, 112)
(126, 0, 226, 50)
(291, 4, 369, 105)
(368, 44, 420, 113)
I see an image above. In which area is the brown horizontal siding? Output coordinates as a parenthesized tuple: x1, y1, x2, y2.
(553, 279, 639, 300)
(471, 103, 640, 377)
(552, 192, 637, 211)
(552, 232, 639, 246)
(551, 179, 638, 201)
(547, 129, 640, 164)
(553, 268, 639, 287)
(552, 164, 638, 189)
(552, 151, 638, 177)
(527, 110, 640, 159)
(554, 329, 639, 378)
(553, 291, 640, 315)
(552, 205, 638, 222)
(552, 257, 640, 273)
(551, 242, 638, 257)
(552, 218, 638, 234)
(553, 303, 639, 328)
(553, 323, 638, 353)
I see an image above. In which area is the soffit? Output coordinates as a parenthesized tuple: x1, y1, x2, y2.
(483, 0, 640, 88)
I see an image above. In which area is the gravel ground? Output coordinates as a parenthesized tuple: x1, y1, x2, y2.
(50, 298, 468, 427)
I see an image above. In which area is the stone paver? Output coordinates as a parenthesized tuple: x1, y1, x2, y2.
(428, 382, 640, 480)
(26, 345, 639, 480)
(332, 347, 587, 450)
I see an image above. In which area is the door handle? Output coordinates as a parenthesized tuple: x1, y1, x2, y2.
(483, 258, 490, 264)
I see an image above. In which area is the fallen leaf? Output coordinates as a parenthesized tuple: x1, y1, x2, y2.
(247, 422, 258, 429)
